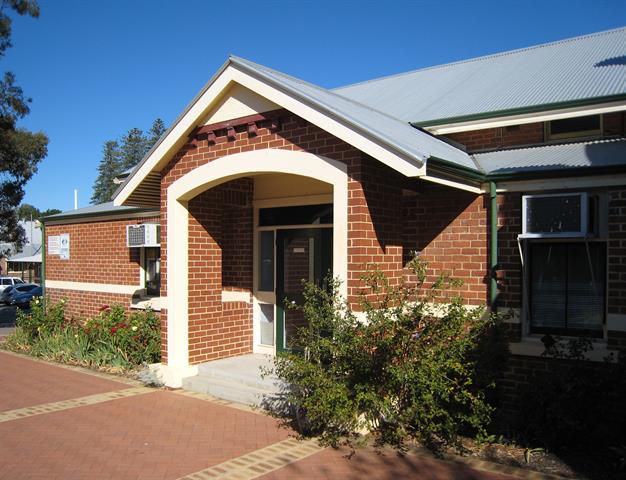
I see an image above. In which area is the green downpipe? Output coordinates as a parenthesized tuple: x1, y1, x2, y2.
(41, 221, 46, 299)
(489, 181, 498, 312)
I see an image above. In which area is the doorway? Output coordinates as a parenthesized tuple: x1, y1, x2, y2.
(276, 228, 332, 352)
(253, 202, 333, 354)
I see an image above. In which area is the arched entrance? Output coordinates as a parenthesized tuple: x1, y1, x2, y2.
(163, 149, 348, 384)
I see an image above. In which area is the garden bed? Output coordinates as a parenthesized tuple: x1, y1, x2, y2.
(2, 299, 161, 372)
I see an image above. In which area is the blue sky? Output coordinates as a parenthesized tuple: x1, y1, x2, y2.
(5, 0, 626, 212)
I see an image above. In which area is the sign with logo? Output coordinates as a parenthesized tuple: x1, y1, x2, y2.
(59, 233, 70, 260)
(48, 235, 61, 255)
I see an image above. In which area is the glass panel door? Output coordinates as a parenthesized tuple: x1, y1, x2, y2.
(276, 228, 332, 352)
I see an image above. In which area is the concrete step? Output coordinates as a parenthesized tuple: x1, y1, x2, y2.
(196, 355, 284, 392)
(182, 374, 280, 407)
(182, 354, 289, 408)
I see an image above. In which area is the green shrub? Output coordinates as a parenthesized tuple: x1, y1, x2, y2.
(269, 256, 505, 452)
(7, 299, 161, 369)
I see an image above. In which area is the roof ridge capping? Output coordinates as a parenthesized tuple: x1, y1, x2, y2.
(333, 26, 626, 92)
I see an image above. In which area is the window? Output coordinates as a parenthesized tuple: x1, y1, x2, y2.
(546, 115, 601, 140)
(259, 204, 333, 227)
(258, 231, 274, 292)
(144, 247, 160, 296)
(529, 242, 605, 337)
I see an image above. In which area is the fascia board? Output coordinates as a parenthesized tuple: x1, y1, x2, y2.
(116, 64, 430, 207)
(228, 67, 425, 178)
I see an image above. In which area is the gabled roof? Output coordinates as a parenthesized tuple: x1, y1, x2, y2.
(334, 27, 626, 125)
(114, 56, 475, 205)
(230, 57, 475, 169)
(473, 138, 626, 176)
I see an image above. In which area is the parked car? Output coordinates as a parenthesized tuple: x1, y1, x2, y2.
(0, 283, 39, 305)
(11, 286, 42, 309)
(0, 277, 25, 292)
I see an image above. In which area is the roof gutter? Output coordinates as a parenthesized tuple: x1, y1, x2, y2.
(412, 94, 626, 129)
(428, 156, 626, 184)
(42, 207, 159, 224)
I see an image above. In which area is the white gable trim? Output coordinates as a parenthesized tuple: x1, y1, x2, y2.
(114, 63, 425, 207)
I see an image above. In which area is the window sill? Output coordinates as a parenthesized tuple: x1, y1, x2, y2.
(130, 296, 164, 312)
(510, 336, 618, 362)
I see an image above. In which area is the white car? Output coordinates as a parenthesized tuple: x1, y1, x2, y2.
(0, 277, 26, 292)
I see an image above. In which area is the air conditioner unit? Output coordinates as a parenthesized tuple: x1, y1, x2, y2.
(127, 224, 160, 247)
(521, 192, 593, 238)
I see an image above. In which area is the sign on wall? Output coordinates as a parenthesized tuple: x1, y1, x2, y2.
(48, 235, 60, 255)
(59, 233, 70, 260)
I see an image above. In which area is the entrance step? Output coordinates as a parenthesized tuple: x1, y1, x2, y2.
(182, 354, 285, 408)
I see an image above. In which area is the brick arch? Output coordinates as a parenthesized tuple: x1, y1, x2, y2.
(163, 149, 348, 385)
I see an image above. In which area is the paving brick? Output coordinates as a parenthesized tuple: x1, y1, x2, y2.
(0, 351, 128, 411)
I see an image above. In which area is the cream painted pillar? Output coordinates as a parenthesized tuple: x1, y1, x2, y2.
(151, 196, 198, 387)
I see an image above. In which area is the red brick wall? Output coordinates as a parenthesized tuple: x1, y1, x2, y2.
(444, 112, 625, 153)
(46, 289, 132, 320)
(46, 217, 157, 284)
(185, 181, 254, 364)
(159, 110, 409, 363)
(609, 189, 626, 315)
(348, 156, 405, 307)
(45, 215, 159, 319)
(402, 182, 489, 305)
(496, 193, 522, 311)
(446, 122, 544, 152)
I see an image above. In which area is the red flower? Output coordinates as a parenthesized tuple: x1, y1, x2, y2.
(110, 327, 118, 335)
(98, 305, 111, 312)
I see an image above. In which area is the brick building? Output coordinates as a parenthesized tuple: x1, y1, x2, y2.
(43, 28, 626, 393)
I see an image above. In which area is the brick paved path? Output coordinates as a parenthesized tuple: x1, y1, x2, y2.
(0, 351, 518, 480)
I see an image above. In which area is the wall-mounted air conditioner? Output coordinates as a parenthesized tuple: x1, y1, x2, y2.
(521, 192, 594, 238)
(127, 224, 160, 247)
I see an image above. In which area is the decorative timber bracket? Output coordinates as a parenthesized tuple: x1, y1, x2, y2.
(188, 109, 283, 147)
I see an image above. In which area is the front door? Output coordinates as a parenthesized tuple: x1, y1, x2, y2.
(276, 228, 332, 352)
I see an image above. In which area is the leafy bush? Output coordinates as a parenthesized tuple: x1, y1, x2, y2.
(516, 336, 626, 451)
(269, 256, 506, 451)
(5, 299, 161, 369)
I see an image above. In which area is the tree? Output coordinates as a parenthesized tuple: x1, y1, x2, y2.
(90, 140, 121, 205)
(40, 208, 61, 217)
(119, 127, 148, 173)
(148, 118, 166, 145)
(16, 202, 38, 220)
(0, 0, 48, 248)
(90, 118, 166, 204)
(16, 204, 61, 220)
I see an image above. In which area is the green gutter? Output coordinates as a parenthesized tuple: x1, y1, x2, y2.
(43, 207, 159, 223)
(412, 94, 626, 128)
(429, 157, 626, 184)
(489, 182, 498, 312)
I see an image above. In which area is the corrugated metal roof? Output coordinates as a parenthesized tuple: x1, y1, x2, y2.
(44, 202, 153, 220)
(334, 27, 626, 125)
(9, 252, 41, 263)
(473, 138, 626, 175)
(230, 57, 476, 169)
